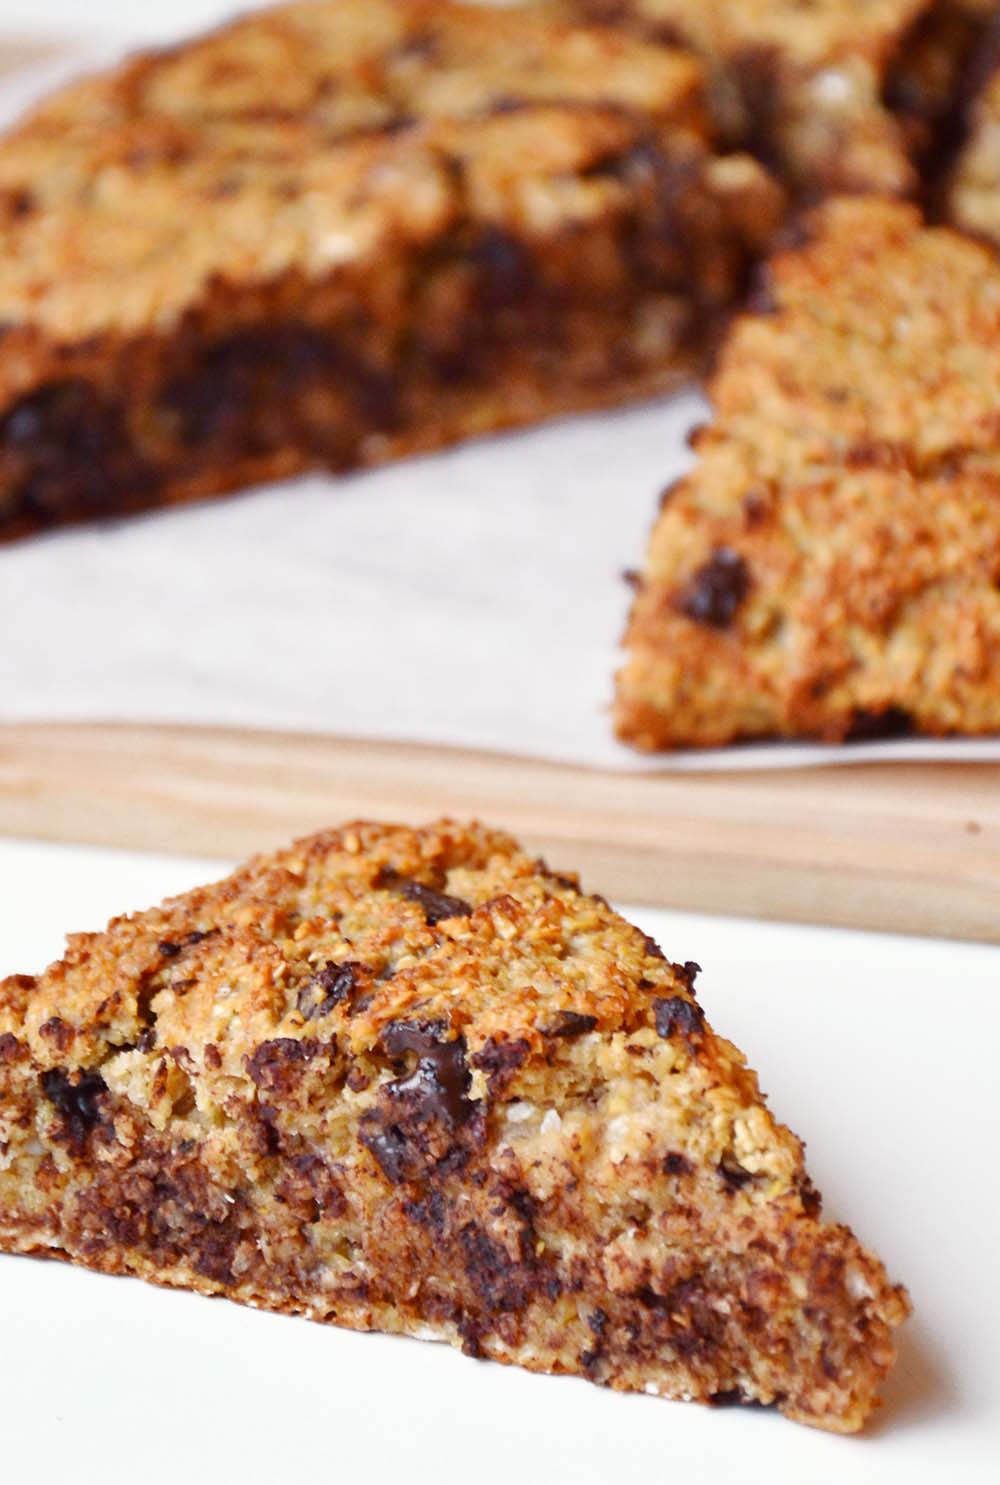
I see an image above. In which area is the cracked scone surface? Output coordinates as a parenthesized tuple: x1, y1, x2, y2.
(617, 196, 1000, 749)
(0, 819, 908, 1432)
(0, 0, 782, 542)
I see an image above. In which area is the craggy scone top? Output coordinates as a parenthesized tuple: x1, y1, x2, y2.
(0, 0, 709, 341)
(556, 0, 930, 72)
(1, 818, 806, 1193)
(547, 0, 933, 191)
(617, 196, 1000, 747)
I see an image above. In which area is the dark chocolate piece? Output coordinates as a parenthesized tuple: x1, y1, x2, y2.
(653, 995, 706, 1041)
(679, 547, 750, 628)
(542, 1009, 598, 1040)
(844, 705, 914, 742)
(0, 1032, 23, 1063)
(663, 1151, 693, 1176)
(718, 1157, 754, 1191)
(40, 1067, 107, 1148)
(382, 1020, 472, 1127)
(298, 960, 363, 1020)
(379, 871, 473, 926)
(245, 1037, 320, 1092)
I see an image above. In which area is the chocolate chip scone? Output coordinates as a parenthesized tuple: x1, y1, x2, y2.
(616, 196, 1000, 749)
(0, 0, 783, 543)
(0, 819, 908, 1432)
(544, 0, 969, 195)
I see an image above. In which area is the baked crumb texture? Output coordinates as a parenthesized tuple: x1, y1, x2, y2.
(545, 0, 997, 196)
(0, 819, 908, 1433)
(616, 196, 1000, 749)
(0, 0, 783, 542)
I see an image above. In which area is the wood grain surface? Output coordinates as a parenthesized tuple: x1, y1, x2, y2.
(0, 722, 997, 943)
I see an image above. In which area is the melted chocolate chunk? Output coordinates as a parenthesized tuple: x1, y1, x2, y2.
(158, 940, 182, 958)
(718, 1156, 754, 1191)
(298, 960, 362, 1020)
(679, 548, 750, 628)
(653, 995, 705, 1042)
(542, 1009, 598, 1040)
(663, 1151, 693, 1177)
(377, 869, 473, 926)
(844, 705, 913, 742)
(382, 1021, 472, 1127)
(40, 1067, 107, 1148)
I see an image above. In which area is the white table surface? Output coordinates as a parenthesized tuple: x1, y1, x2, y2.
(1, 835, 997, 1483)
(4, 1, 277, 43)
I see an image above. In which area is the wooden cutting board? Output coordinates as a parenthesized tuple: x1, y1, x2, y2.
(0, 721, 997, 944)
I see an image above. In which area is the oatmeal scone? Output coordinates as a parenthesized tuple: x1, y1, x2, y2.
(616, 196, 1000, 749)
(0, 0, 783, 543)
(0, 819, 908, 1432)
(545, 0, 956, 195)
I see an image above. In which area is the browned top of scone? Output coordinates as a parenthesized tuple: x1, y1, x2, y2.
(546, 0, 933, 190)
(0, 0, 713, 340)
(552, 0, 931, 71)
(617, 196, 1000, 747)
(0, 819, 712, 1073)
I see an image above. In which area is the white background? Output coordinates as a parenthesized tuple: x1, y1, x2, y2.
(5, 2, 287, 42)
(2, 836, 999, 1483)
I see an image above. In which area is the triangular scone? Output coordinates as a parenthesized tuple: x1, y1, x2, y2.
(0, 820, 908, 1432)
(0, 0, 783, 543)
(617, 196, 1000, 749)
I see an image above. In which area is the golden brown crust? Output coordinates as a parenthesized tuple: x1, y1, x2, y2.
(0, 819, 908, 1432)
(616, 196, 1000, 749)
(544, 0, 936, 194)
(0, 0, 783, 541)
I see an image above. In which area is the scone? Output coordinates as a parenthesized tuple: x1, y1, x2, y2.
(544, 0, 952, 194)
(0, 0, 783, 542)
(616, 196, 1000, 749)
(0, 819, 909, 1432)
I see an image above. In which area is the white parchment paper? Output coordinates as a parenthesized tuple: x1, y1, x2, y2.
(2, 38, 998, 773)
